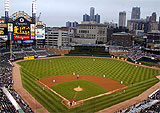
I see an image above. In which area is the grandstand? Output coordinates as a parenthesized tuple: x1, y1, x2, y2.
(0, 47, 62, 113)
(0, 46, 160, 113)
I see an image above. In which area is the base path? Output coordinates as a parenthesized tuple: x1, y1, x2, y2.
(38, 75, 127, 91)
(12, 62, 49, 113)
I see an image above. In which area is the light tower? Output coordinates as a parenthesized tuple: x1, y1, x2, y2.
(32, 0, 37, 24)
(5, 0, 9, 23)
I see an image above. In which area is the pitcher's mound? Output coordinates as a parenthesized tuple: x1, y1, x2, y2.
(74, 87, 83, 92)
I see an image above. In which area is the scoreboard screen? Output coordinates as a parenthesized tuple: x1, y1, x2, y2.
(13, 17, 31, 40)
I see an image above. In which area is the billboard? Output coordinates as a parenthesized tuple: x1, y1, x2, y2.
(35, 28, 45, 39)
(30, 24, 35, 39)
(13, 17, 31, 40)
(8, 23, 13, 32)
(0, 23, 8, 39)
(8, 32, 13, 40)
(24, 56, 35, 60)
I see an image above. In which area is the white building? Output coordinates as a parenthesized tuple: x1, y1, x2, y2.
(45, 27, 74, 47)
(75, 21, 107, 44)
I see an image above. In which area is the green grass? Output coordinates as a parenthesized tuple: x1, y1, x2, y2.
(140, 61, 159, 67)
(18, 57, 160, 113)
(51, 80, 107, 100)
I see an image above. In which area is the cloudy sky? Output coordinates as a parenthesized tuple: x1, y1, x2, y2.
(0, 0, 160, 26)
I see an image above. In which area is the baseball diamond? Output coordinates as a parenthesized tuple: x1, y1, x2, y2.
(14, 56, 160, 112)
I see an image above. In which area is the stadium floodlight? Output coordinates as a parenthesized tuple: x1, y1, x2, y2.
(5, 0, 9, 12)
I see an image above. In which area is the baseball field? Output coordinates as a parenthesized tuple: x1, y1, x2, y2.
(17, 56, 160, 112)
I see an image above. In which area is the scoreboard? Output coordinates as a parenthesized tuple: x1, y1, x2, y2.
(13, 17, 31, 40)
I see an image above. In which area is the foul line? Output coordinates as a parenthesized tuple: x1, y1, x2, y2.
(78, 86, 128, 103)
(37, 81, 70, 103)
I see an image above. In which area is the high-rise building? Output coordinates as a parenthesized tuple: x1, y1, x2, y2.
(95, 14, 100, 23)
(151, 12, 157, 22)
(131, 7, 140, 20)
(66, 21, 78, 28)
(72, 21, 78, 28)
(119, 11, 126, 27)
(90, 7, 95, 21)
(83, 14, 90, 22)
(66, 21, 72, 28)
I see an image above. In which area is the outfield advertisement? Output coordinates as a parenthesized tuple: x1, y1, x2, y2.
(24, 56, 35, 60)
(37, 56, 47, 59)
(113, 56, 127, 61)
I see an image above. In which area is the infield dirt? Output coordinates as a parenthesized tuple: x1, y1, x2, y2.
(38, 75, 127, 91)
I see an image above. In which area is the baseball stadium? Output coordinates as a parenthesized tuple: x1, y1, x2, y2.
(0, 45, 160, 113)
(10, 46, 160, 113)
(0, 0, 160, 113)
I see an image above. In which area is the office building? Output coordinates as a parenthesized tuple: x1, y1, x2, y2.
(131, 7, 140, 20)
(127, 19, 147, 32)
(83, 14, 90, 22)
(66, 21, 71, 28)
(90, 7, 95, 21)
(95, 14, 100, 23)
(119, 11, 126, 27)
(151, 12, 157, 22)
(66, 21, 78, 28)
(45, 27, 74, 47)
(75, 21, 107, 44)
(111, 32, 133, 47)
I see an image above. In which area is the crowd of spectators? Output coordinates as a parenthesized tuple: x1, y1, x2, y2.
(116, 90, 160, 113)
(0, 53, 34, 113)
(1, 47, 59, 61)
(122, 50, 153, 61)
(0, 88, 18, 113)
(115, 47, 158, 61)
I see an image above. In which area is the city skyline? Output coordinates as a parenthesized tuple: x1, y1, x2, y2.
(0, 0, 160, 26)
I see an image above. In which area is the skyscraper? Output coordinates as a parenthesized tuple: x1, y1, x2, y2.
(66, 21, 72, 27)
(119, 11, 126, 27)
(90, 7, 95, 21)
(151, 12, 157, 22)
(66, 21, 78, 28)
(83, 14, 90, 22)
(95, 14, 100, 23)
(131, 7, 140, 20)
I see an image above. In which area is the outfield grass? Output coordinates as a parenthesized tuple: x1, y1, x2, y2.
(18, 57, 160, 112)
(50, 80, 107, 100)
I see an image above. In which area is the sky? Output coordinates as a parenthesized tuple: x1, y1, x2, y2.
(0, 0, 160, 27)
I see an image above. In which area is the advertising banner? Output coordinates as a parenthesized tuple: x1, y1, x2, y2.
(24, 56, 35, 60)
(8, 32, 13, 40)
(30, 24, 35, 39)
(0, 23, 7, 28)
(23, 40, 34, 44)
(8, 23, 13, 32)
(35, 28, 45, 39)
(0, 23, 8, 40)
